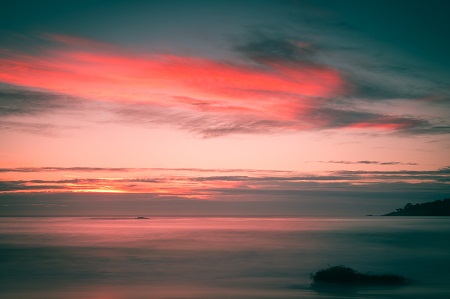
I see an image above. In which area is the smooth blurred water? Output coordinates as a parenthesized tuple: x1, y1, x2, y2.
(1, 216, 450, 298)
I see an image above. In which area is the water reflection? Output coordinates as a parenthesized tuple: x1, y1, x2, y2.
(1, 217, 450, 298)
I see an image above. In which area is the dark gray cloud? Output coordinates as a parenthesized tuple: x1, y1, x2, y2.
(112, 102, 292, 138)
(0, 83, 82, 116)
(308, 107, 431, 131)
(190, 175, 360, 182)
(318, 160, 418, 166)
(234, 22, 450, 100)
(332, 167, 450, 183)
(112, 101, 437, 137)
(1, 166, 449, 193)
(205, 182, 450, 197)
(404, 126, 450, 135)
(330, 53, 450, 101)
(0, 181, 61, 192)
(336, 166, 450, 175)
(235, 35, 316, 64)
(0, 83, 88, 136)
(191, 168, 450, 184)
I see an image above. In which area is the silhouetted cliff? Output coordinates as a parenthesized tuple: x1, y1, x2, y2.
(384, 198, 450, 216)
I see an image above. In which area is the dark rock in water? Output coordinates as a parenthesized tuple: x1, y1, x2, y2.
(384, 198, 450, 216)
(310, 265, 411, 288)
(135, 216, 149, 219)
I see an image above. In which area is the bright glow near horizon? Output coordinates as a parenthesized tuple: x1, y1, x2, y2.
(0, 0, 449, 215)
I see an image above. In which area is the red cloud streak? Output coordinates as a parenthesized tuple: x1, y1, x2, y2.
(0, 34, 345, 122)
(0, 34, 421, 133)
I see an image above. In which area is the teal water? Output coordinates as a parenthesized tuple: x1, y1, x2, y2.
(1, 216, 450, 298)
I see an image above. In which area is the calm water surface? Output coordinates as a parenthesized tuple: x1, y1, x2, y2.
(1, 216, 450, 298)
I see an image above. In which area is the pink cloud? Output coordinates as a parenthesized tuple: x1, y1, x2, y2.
(0, 34, 344, 116)
(0, 34, 429, 135)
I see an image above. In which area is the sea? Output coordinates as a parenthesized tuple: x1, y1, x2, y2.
(1, 216, 450, 299)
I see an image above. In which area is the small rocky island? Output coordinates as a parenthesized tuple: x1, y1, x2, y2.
(384, 198, 450, 216)
(310, 265, 410, 287)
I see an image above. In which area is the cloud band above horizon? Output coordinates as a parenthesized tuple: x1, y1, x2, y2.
(1, 32, 448, 137)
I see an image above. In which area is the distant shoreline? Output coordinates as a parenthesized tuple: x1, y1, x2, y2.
(383, 198, 450, 216)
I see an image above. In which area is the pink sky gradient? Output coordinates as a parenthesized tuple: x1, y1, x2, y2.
(0, 1, 449, 215)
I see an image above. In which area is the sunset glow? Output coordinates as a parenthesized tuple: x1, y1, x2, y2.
(2, 4, 450, 299)
(0, 0, 449, 216)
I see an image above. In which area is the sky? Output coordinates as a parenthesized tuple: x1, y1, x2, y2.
(0, 0, 449, 216)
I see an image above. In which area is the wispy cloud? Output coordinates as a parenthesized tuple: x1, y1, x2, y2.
(1, 166, 448, 195)
(0, 82, 86, 114)
(318, 160, 418, 166)
(0, 120, 72, 137)
(0, 32, 446, 137)
(0, 166, 293, 174)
